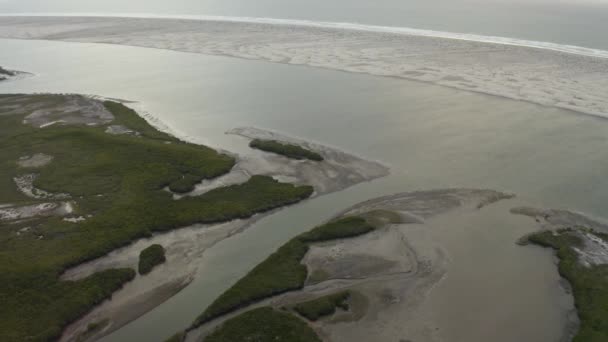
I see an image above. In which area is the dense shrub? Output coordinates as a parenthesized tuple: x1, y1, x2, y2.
(250, 139, 323, 161)
(205, 307, 321, 342)
(138, 244, 166, 275)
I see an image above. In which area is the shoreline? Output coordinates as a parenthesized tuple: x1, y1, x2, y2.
(1, 13, 607, 58)
(57, 122, 388, 341)
(186, 189, 573, 342)
(0, 16, 607, 119)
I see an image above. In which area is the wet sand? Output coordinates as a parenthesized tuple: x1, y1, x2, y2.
(0, 16, 607, 118)
(186, 189, 573, 342)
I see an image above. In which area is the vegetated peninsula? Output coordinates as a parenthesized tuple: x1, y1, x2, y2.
(526, 228, 608, 341)
(250, 138, 324, 161)
(0, 94, 313, 342)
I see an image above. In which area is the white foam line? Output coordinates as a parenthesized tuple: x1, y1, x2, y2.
(1, 13, 608, 60)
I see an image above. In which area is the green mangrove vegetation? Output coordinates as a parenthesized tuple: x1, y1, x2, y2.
(0, 94, 313, 342)
(250, 139, 324, 161)
(527, 228, 608, 342)
(293, 290, 351, 321)
(138, 244, 166, 275)
(205, 307, 321, 342)
(193, 216, 375, 326)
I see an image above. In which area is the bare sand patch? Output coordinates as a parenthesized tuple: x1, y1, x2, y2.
(0, 201, 73, 222)
(0, 16, 607, 118)
(185, 189, 516, 342)
(17, 153, 53, 168)
(14, 173, 70, 200)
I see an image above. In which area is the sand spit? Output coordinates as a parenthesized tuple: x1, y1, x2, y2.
(59, 128, 388, 342)
(186, 189, 513, 342)
(0, 16, 607, 117)
(513, 206, 608, 268)
(512, 206, 608, 234)
(225, 127, 389, 196)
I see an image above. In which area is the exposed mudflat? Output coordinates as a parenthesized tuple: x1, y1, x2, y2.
(225, 127, 389, 196)
(59, 127, 389, 341)
(512, 206, 608, 234)
(187, 189, 569, 342)
(0, 16, 607, 118)
(514, 206, 608, 268)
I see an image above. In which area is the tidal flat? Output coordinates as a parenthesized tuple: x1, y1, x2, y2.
(0, 93, 339, 342)
(184, 189, 575, 342)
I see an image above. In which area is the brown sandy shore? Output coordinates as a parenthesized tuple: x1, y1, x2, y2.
(0, 16, 607, 118)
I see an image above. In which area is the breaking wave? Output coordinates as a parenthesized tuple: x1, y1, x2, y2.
(2, 13, 608, 59)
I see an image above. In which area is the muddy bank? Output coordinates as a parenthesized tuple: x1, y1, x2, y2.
(59, 127, 388, 341)
(186, 188, 563, 342)
(512, 206, 608, 234)
(225, 127, 389, 195)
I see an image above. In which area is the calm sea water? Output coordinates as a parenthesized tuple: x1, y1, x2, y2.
(1, 0, 608, 49)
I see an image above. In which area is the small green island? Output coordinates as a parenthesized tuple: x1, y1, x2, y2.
(250, 139, 324, 161)
(138, 244, 166, 275)
(527, 228, 608, 342)
(0, 94, 314, 342)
